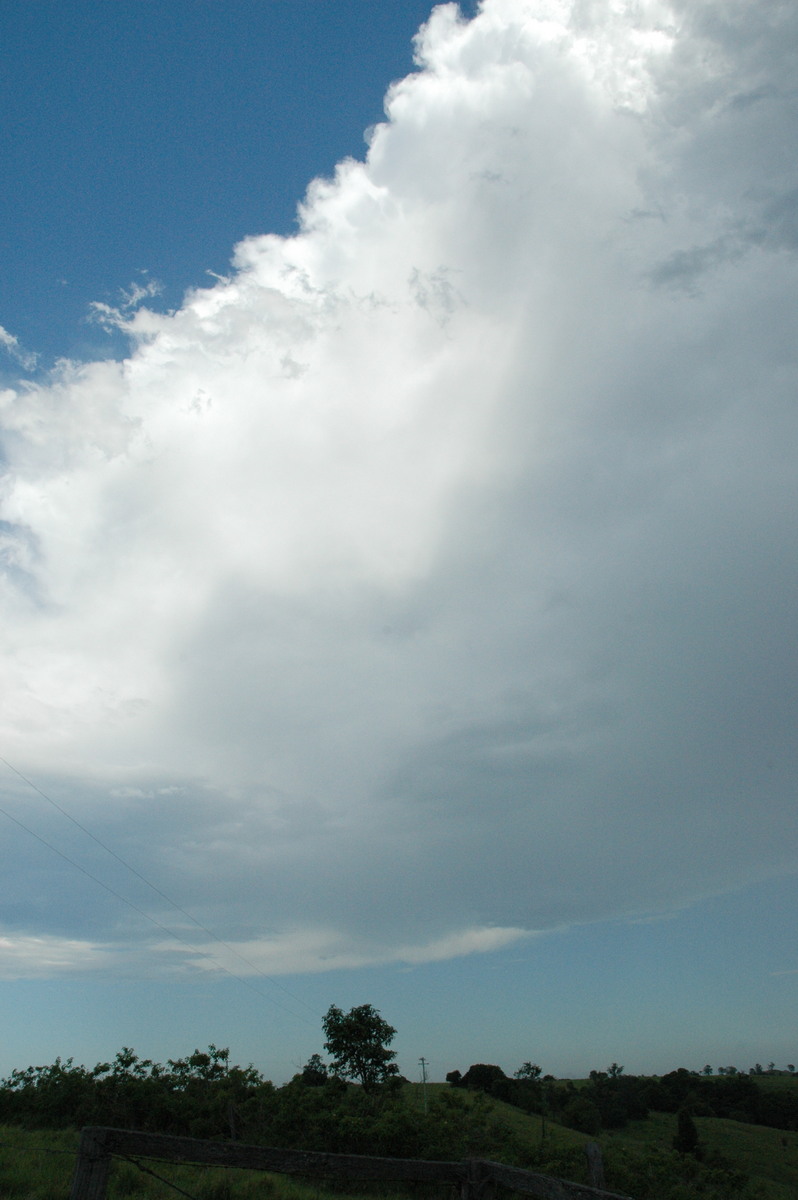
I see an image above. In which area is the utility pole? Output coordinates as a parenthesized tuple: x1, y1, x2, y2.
(419, 1056, 429, 1114)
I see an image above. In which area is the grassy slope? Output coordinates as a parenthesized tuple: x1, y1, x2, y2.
(413, 1081, 587, 1150)
(464, 1081, 798, 1200)
(602, 1112, 798, 1200)
(734, 1073, 798, 1093)
(420, 1081, 798, 1198)
(4, 1080, 798, 1199)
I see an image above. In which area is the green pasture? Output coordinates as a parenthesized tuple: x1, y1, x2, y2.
(0, 1125, 386, 1200)
(3, 1078, 798, 1200)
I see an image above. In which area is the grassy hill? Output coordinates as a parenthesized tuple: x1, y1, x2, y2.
(728, 1072, 798, 1093)
(599, 1110, 798, 1200)
(3, 1079, 798, 1199)
(565, 1100, 795, 1198)
(413, 1081, 798, 1199)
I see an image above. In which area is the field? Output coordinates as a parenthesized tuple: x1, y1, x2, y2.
(600, 1111, 798, 1200)
(3, 1076, 798, 1199)
(422, 1081, 798, 1200)
(1, 1124, 358, 1200)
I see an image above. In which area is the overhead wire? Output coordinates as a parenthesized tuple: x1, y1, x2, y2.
(0, 755, 319, 1027)
(0, 792, 312, 1025)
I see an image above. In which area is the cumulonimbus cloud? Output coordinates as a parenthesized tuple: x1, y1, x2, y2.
(0, 0, 796, 979)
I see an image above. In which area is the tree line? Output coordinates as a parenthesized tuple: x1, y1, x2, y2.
(0, 1002, 794, 1200)
(0, 1044, 525, 1163)
(445, 1060, 798, 1137)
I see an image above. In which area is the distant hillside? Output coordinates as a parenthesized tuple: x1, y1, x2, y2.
(424, 1079, 798, 1199)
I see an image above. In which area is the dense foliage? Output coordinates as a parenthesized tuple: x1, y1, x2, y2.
(0, 1045, 261, 1140)
(1, 1042, 794, 1200)
(447, 1061, 798, 1135)
(0, 1045, 526, 1162)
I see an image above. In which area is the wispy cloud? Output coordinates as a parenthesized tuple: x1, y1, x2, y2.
(173, 926, 533, 979)
(0, 325, 37, 372)
(87, 275, 164, 334)
(0, 933, 114, 980)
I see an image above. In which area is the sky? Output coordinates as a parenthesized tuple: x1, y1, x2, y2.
(0, 0, 796, 1087)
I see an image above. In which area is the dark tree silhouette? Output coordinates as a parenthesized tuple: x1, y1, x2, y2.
(322, 1004, 399, 1092)
(673, 1107, 703, 1158)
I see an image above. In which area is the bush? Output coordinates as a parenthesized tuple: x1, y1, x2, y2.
(561, 1096, 602, 1136)
(672, 1108, 703, 1158)
(460, 1064, 508, 1094)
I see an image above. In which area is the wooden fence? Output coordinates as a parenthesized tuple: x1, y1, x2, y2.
(69, 1126, 634, 1200)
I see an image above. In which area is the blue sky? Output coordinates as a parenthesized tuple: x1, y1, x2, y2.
(1, 0, 797, 1087)
(2, 0, 459, 364)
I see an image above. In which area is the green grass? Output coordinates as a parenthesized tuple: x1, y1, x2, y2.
(0, 1126, 450, 1200)
(4, 1093, 798, 1200)
(695, 1116, 798, 1196)
(744, 1074, 798, 1093)
(0, 1113, 589, 1200)
(418, 1084, 798, 1199)
(595, 1109, 798, 1200)
(408, 1082, 586, 1152)
(0, 1124, 78, 1199)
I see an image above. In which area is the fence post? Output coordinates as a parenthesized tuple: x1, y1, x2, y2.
(461, 1159, 491, 1200)
(70, 1127, 112, 1200)
(584, 1142, 605, 1190)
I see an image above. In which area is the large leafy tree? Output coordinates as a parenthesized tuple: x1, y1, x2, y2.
(322, 1004, 399, 1092)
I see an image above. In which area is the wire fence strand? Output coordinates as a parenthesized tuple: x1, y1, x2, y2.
(118, 1153, 202, 1200)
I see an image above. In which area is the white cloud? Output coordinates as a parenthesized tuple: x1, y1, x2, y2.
(172, 926, 533, 979)
(0, 932, 114, 980)
(0, 325, 37, 372)
(0, 0, 796, 980)
(88, 275, 164, 334)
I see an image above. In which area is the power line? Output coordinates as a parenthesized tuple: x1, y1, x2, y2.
(0, 755, 319, 1027)
(0, 793, 311, 1023)
(1, 755, 319, 1016)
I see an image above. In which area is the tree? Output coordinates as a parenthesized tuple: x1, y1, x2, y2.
(301, 1054, 328, 1086)
(701, 1064, 713, 1076)
(561, 1095, 602, 1135)
(673, 1107, 702, 1158)
(515, 1062, 542, 1080)
(322, 1004, 399, 1092)
(460, 1064, 508, 1093)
